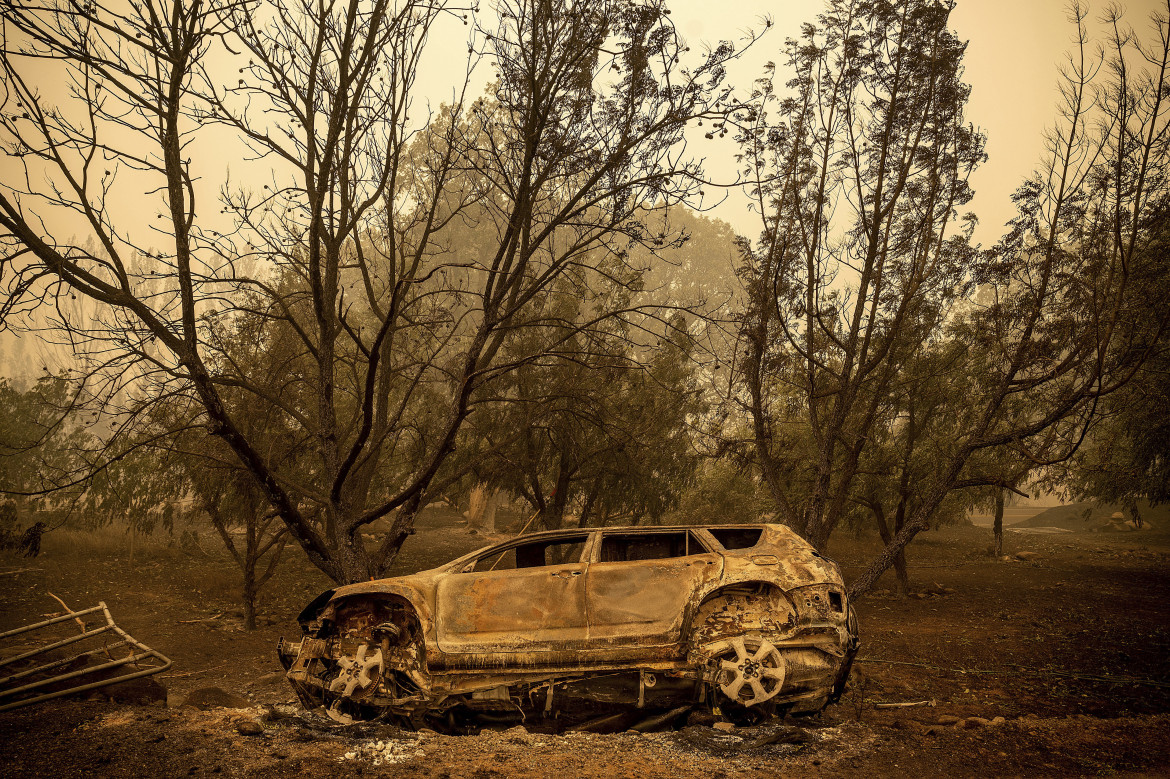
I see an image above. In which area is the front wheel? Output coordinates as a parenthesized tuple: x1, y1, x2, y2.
(323, 642, 387, 723)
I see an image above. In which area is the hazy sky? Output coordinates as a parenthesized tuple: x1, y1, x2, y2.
(664, 0, 1167, 245)
(314, 0, 1166, 244)
(2, 0, 1165, 377)
(5, 0, 1162, 244)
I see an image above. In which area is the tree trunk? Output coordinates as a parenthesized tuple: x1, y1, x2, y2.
(1128, 503, 1143, 529)
(870, 502, 909, 596)
(482, 490, 500, 534)
(577, 484, 600, 529)
(993, 487, 1005, 558)
(243, 557, 257, 631)
(466, 483, 489, 530)
(892, 498, 910, 595)
(466, 484, 501, 534)
(371, 497, 425, 577)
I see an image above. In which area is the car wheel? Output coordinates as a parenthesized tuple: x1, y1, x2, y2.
(705, 634, 785, 708)
(323, 642, 386, 723)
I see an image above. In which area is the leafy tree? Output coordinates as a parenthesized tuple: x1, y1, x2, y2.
(457, 268, 703, 530)
(0, 375, 95, 513)
(181, 457, 290, 630)
(1057, 298, 1170, 523)
(849, 339, 978, 592)
(671, 458, 772, 527)
(733, 0, 984, 550)
(734, 0, 1170, 597)
(846, 1, 1170, 595)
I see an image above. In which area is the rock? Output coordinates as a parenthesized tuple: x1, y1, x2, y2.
(686, 710, 718, 728)
(990, 716, 1006, 726)
(503, 725, 528, 736)
(236, 720, 264, 736)
(999, 555, 1014, 563)
(937, 715, 961, 726)
(1015, 551, 1040, 561)
(99, 677, 168, 707)
(713, 721, 735, 732)
(960, 717, 991, 729)
(181, 687, 250, 710)
(255, 672, 285, 686)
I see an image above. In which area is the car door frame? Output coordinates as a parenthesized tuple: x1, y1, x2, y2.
(433, 531, 598, 660)
(582, 527, 723, 655)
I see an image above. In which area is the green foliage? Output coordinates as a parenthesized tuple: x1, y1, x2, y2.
(670, 459, 771, 526)
(455, 268, 704, 528)
(734, 0, 984, 548)
(0, 375, 94, 503)
(1062, 347, 1170, 510)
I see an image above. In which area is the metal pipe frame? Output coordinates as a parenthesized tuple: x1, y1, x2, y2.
(0, 601, 172, 712)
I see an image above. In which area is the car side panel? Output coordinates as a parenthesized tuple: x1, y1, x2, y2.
(585, 552, 723, 645)
(434, 563, 589, 654)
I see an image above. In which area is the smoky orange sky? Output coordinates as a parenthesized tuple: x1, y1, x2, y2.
(669, 0, 1168, 244)
(1, 0, 1166, 378)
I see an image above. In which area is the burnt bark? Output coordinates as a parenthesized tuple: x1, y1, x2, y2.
(869, 501, 910, 595)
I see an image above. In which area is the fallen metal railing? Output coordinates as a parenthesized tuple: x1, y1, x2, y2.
(0, 601, 172, 712)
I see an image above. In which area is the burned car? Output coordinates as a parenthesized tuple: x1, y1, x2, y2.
(278, 523, 858, 727)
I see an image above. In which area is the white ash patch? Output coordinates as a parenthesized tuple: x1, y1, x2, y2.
(338, 738, 425, 766)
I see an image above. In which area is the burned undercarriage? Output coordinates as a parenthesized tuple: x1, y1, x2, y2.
(279, 524, 859, 728)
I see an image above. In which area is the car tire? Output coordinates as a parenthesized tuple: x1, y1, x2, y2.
(704, 634, 786, 708)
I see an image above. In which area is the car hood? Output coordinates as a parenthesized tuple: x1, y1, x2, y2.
(297, 568, 446, 627)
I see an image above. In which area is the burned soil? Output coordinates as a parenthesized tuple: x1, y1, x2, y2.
(2, 512, 1169, 778)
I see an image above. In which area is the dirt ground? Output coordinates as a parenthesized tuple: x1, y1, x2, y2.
(2, 513, 1169, 778)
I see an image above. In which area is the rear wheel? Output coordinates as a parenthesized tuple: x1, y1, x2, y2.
(689, 591, 790, 711)
(706, 635, 785, 708)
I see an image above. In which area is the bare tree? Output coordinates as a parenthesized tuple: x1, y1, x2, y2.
(0, 0, 754, 583)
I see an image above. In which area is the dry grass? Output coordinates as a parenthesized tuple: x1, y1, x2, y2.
(43, 523, 187, 562)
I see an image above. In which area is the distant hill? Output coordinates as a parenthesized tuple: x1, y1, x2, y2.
(1010, 501, 1169, 531)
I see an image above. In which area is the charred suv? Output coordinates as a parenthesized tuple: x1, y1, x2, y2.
(278, 524, 859, 726)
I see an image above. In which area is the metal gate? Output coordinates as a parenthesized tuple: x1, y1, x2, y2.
(0, 601, 172, 711)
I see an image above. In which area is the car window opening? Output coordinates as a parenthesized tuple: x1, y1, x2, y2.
(471, 538, 587, 572)
(708, 527, 764, 550)
(599, 531, 705, 562)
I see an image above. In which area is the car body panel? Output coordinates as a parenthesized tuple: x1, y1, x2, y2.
(435, 562, 590, 653)
(584, 553, 722, 644)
